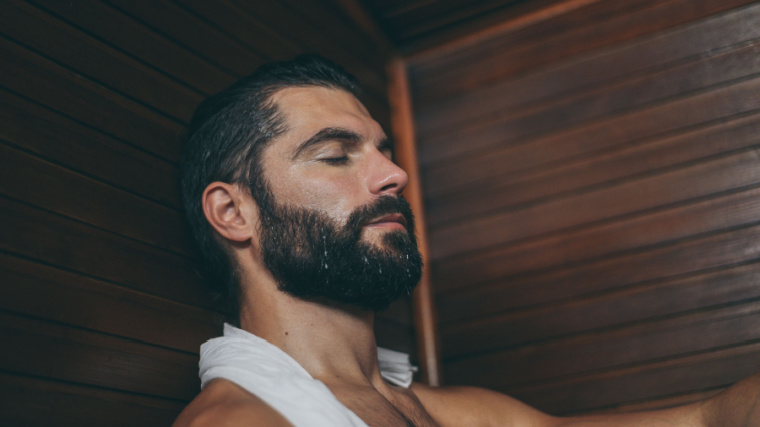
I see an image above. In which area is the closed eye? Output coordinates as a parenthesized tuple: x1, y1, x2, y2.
(321, 156, 349, 165)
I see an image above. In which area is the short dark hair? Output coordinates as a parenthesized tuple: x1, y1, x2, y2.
(181, 54, 361, 324)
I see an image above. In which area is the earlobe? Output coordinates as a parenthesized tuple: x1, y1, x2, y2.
(202, 182, 256, 243)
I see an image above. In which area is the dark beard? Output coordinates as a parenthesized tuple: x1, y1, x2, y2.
(256, 192, 423, 312)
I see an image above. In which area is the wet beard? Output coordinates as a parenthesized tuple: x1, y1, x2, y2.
(257, 195, 423, 311)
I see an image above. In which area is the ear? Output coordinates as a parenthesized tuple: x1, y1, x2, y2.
(202, 182, 257, 243)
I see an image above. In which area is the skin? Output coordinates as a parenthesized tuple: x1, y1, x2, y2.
(173, 87, 760, 427)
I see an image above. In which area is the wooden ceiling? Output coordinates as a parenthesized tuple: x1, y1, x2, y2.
(356, 0, 566, 51)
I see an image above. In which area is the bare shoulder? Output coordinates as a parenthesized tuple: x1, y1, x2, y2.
(411, 383, 558, 427)
(172, 379, 293, 427)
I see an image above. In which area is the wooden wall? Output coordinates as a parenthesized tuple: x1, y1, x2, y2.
(407, 0, 760, 415)
(0, 1, 408, 424)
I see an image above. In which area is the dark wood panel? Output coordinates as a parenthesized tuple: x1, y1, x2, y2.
(226, 0, 391, 110)
(385, 0, 525, 43)
(436, 222, 760, 320)
(0, 312, 199, 401)
(428, 111, 760, 227)
(0, 253, 220, 353)
(413, 1, 760, 136)
(440, 262, 760, 346)
(412, 0, 758, 105)
(445, 300, 760, 381)
(1, 0, 203, 123)
(0, 143, 193, 255)
(226, 0, 388, 81)
(0, 87, 182, 208)
(0, 372, 184, 427)
(506, 342, 760, 414)
(279, 0, 382, 63)
(177, 0, 300, 62)
(431, 148, 760, 261)
(435, 184, 760, 296)
(0, 196, 210, 308)
(423, 74, 760, 192)
(423, 42, 760, 197)
(0, 37, 183, 162)
(105, 0, 266, 76)
(31, 0, 235, 94)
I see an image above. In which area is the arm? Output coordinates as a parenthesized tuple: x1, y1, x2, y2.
(413, 373, 760, 427)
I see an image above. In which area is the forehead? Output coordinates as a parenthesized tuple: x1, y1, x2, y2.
(269, 86, 384, 144)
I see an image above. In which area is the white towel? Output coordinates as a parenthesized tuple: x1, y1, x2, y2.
(199, 324, 416, 426)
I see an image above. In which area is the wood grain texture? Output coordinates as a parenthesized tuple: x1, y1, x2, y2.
(0, 372, 184, 427)
(0, 2, 399, 424)
(409, 0, 760, 413)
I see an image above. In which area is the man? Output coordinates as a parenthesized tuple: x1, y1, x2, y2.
(174, 55, 759, 426)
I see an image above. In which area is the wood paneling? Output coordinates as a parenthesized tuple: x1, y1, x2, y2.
(409, 0, 760, 413)
(0, 1, 398, 424)
(0, 373, 183, 427)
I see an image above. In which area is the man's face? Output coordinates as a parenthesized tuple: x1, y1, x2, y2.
(253, 87, 422, 310)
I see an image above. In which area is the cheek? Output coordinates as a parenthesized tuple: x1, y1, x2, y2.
(271, 173, 362, 222)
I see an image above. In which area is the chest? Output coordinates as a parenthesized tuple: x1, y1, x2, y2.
(332, 386, 439, 427)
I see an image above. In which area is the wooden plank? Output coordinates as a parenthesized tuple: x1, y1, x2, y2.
(30, 0, 235, 94)
(104, 0, 266, 76)
(0, 87, 182, 208)
(0, 37, 184, 162)
(423, 74, 760, 194)
(0, 196, 211, 309)
(0, 372, 184, 427)
(0, 311, 199, 401)
(177, 0, 300, 62)
(386, 0, 527, 43)
(0, 0, 203, 123)
(430, 148, 760, 261)
(413, 1, 760, 136)
(505, 342, 760, 414)
(412, 0, 758, 105)
(423, 41, 760, 196)
(0, 253, 220, 354)
(440, 262, 760, 344)
(225, 0, 388, 94)
(444, 300, 760, 382)
(435, 222, 760, 321)
(0, 143, 194, 255)
(279, 0, 381, 63)
(435, 184, 760, 296)
(428, 111, 760, 227)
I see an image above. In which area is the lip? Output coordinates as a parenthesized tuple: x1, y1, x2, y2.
(365, 213, 407, 230)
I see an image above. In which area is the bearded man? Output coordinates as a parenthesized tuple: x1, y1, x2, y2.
(174, 55, 760, 426)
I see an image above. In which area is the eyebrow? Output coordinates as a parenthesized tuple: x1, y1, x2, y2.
(292, 127, 362, 159)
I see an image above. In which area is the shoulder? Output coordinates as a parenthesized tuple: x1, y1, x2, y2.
(172, 379, 293, 427)
(411, 383, 559, 427)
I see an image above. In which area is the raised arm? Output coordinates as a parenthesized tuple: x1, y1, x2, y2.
(413, 373, 760, 427)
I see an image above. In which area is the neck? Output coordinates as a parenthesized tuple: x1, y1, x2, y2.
(238, 280, 385, 389)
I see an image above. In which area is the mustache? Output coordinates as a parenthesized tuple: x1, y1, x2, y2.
(345, 195, 416, 234)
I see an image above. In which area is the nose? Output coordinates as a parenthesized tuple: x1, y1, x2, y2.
(366, 149, 409, 196)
